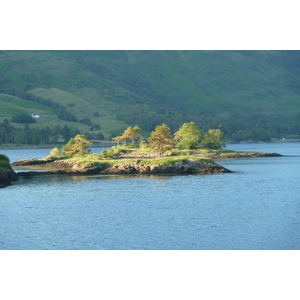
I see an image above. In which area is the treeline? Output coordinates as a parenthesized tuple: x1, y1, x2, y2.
(2, 89, 300, 143)
(112, 123, 225, 151)
(116, 107, 300, 142)
(11, 113, 37, 124)
(0, 119, 104, 146)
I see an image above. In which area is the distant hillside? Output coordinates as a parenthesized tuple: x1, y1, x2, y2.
(0, 50, 300, 143)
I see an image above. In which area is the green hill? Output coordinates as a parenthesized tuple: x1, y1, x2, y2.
(1, 50, 300, 144)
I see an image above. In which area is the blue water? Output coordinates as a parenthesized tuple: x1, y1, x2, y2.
(0, 143, 299, 250)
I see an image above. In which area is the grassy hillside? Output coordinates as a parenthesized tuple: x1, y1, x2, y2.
(1, 50, 300, 142)
(0, 94, 55, 117)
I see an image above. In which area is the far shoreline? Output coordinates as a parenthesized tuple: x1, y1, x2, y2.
(1, 139, 299, 150)
(0, 145, 112, 150)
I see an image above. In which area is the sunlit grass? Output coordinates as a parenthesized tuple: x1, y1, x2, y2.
(0, 94, 56, 117)
(26, 87, 128, 139)
(70, 154, 216, 167)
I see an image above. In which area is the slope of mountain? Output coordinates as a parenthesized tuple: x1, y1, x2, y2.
(0, 50, 300, 141)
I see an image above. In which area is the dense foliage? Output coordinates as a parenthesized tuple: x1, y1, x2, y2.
(62, 134, 93, 155)
(112, 123, 225, 153)
(0, 154, 10, 176)
(148, 124, 176, 154)
(11, 113, 36, 124)
(0, 118, 105, 146)
(112, 126, 142, 145)
(201, 129, 226, 149)
(174, 122, 202, 149)
(0, 154, 9, 162)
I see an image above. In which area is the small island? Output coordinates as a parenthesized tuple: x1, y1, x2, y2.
(5, 123, 281, 184)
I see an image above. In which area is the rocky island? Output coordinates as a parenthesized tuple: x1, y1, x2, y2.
(9, 149, 281, 181)
(1, 130, 282, 186)
(12, 155, 232, 177)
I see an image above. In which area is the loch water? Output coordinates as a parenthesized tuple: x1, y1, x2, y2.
(0, 143, 299, 250)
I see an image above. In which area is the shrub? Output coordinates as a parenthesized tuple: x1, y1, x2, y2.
(73, 150, 91, 158)
(101, 145, 129, 158)
(139, 140, 149, 148)
(0, 154, 10, 175)
(79, 118, 93, 126)
(0, 160, 10, 168)
(50, 147, 61, 156)
(101, 149, 109, 158)
(0, 154, 10, 163)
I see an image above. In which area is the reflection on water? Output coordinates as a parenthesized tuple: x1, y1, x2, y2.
(15, 173, 177, 187)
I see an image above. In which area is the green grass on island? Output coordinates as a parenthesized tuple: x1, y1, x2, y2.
(44, 144, 240, 168)
(72, 155, 217, 167)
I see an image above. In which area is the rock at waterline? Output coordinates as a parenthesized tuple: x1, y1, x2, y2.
(12, 158, 233, 176)
(0, 166, 18, 187)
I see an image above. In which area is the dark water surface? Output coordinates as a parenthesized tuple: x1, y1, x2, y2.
(1, 143, 299, 249)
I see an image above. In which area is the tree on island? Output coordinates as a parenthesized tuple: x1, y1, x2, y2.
(112, 126, 142, 145)
(148, 124, 175, 156)
(174, 122, 202, 149)
(201, 129, 225, 149)
(62, 134, 92, 155)
(126, 126, 142, 145)
(112, 135, 126, 145)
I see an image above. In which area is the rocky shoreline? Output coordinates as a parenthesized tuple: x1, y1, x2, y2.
(0, 165, 18, 187)
(12, 157, 233, 177)
(197, 152, 282, 159)
(0, 151, 281, 186)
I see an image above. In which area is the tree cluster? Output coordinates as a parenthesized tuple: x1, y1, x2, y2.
(49, 134, 93, 157)
(2, 88, 299, 143)
(149, 123, 225, 153)
(11, 113, 36, 124)
(112, 122, 226, 155)
(62, 134, 92, 155)
(116, 106, 300, 142)
(0, 118, 105, 146)
(0, 122, 73, 146)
